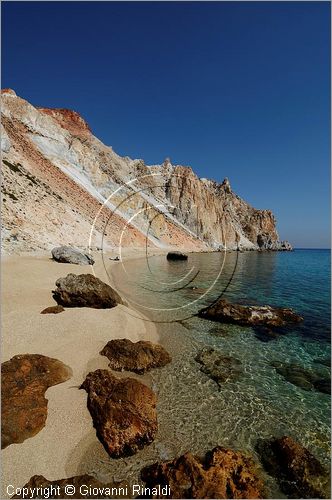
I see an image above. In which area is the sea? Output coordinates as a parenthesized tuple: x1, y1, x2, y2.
(96, 249, 331, 497)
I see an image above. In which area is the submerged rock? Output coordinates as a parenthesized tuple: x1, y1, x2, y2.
(1, 354, 72, 449)
(52, 273, 123, 309)
(272, 361, 331, 394)
(199, 298, 303, 327)
(41, 305, 65, 314)
(80, 369, 157, 458)
(208, 325, 230, 338)
(195, 348, 242, 386)
(166, 251, 188, 261)
(12, 474, 128, 499)
(51, 246, 95, 265)
(314, 378, 331, 394)
(252, 326, 281, 342)
(100, 339, 171, 374)
(141, 446, 266, 499)
(256, 436, 330, 499)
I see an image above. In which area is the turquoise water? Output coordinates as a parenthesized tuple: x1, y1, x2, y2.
(107, 250, 330, 497)
(113, 249, 330, 331)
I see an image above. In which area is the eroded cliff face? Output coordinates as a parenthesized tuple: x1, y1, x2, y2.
(144, 164, 286, 250)
(1, 89, 291, 254)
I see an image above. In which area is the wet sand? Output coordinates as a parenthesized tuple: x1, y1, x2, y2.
(1, 250, 161, 498)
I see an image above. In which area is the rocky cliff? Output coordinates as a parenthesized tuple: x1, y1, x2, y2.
(1, 89, 291, 254)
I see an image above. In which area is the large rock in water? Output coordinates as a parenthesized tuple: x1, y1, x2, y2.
(100, 339, 171, 374)
(167, 251, 188, 261)
(52, 273, 123, 308)
(80, 369, 157, 458)
(199, 298, 303, 327)
(195, 348, 242, 386)
(141, 447, 266, 499)
(1, 354, 72, 449)
(12, 474, 128, 499)
(51, 246, 95, 265)
(256, 436, 330, 499)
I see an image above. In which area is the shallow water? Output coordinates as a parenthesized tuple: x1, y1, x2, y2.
(93, 250, 331, 497)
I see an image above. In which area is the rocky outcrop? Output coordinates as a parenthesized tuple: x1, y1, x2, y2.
(1, 90, 289, 254)
(257, 234, 292, 251)
(1, 88, 17, 96)
(41, 305, 65, 314)
(256, 436, 330, 498)
(51, 246, 95, 265)
(280, 240, 292, 251)
(1, 354, 72, 448)
(199, 298, 303, 327)
(166, 251, 188, 261)
(80, 369, 157, 458)
(221, 177, 231, 194)
(38, 107, 92, 137)
(149, 166, 289, 251)
(195, 348, 242, 386)
(52, 273, 123, 309)
(272, 361, 331, 394)
(100, 339, 171, 374)
(141, 447, 266, 499)
(12, 474, 128, 499)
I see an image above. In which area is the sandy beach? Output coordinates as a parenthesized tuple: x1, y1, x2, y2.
(1, 250, 162, 499)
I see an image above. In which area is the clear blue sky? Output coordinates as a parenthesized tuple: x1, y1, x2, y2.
(2, 1, 330, 247)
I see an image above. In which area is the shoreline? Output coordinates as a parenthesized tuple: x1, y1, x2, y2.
(2, 249, 330, 499)
(1, 251, 161, 499)
(1, 241, 299, 263)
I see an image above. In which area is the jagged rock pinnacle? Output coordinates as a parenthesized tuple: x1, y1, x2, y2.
(221, 177, 231, 193)
(163, 157, 172, 167)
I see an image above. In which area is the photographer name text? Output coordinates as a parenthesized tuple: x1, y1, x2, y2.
(7, 483, 171, 499)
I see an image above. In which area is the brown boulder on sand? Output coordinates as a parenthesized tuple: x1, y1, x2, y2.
(52, 273, 123, 309)
(1, 354, 72, 449)
(256, 435, 330, 499)
(40, 305, 65, 314)
(199, 298, 303, 327)
(100, 339, 171, 374)
(12, 474, 128, 499)
(141, 446, 266, 499)
(80, 369, 157, 458)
